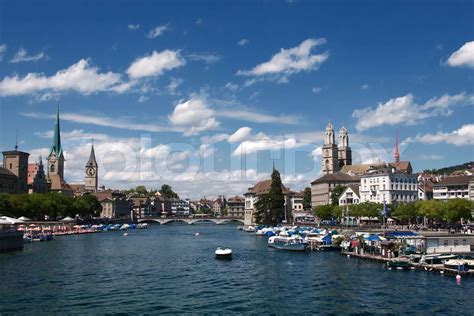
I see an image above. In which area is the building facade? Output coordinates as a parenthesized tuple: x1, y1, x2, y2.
(170, 198, 191, 216)
(2, 149, 29, 193)
(93, 190, 132, 219)
(311, 173, 359, 207)
(359, 168, 418, 205)
(27, 158, 49, 194)
(226, 196, 245, 218)
(433, 175, 473, 201)
(243, 179, 293, 226)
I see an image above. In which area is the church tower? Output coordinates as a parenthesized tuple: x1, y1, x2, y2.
(394, 129, 400, 163)
(321, 122, 339, 175)
(338, 127, 352, 168)
(47, 105, 65, 180)
(84, 143, 98, 192)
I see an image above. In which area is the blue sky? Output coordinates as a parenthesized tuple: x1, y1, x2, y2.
(0, 0, 473, 198)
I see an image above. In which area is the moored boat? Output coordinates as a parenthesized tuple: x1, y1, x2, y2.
(444, 258, 474, 271)
(215, 247, 233, 259)
(268, 236, 307, 251)
(387, 260, 412, 270)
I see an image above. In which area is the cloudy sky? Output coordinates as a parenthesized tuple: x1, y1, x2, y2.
(0, 0, 473, 198)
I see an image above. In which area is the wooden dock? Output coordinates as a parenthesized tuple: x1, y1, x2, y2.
(341, 251, 474, 276)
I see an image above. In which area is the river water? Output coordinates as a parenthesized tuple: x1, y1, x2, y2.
(0, 224, 473, 314)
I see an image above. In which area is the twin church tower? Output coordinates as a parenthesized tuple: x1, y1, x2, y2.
(321, 123, 352, 175)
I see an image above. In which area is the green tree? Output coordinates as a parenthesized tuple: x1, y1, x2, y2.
(302, 187, 312, 210)
(159, 184, 179, 199)
(254, 169, 286, 225)
(416, 199, 444, 220)
(314, 204, 334, 220)
(330, 185, 346, 206)
(268, 168, 286, 224)
(135, 185, 148, 196)
(254, 194, 271, 225)
(442, 198, 472, 223)
(393, 202, 418, 224)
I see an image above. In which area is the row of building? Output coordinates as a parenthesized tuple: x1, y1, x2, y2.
(243, 123, 474, 226)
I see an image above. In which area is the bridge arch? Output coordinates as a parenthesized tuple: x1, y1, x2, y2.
(218, 218, 245, 225)
(190, 219, 218, 225)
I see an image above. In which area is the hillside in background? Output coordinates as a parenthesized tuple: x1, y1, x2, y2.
(423, 161, 474, 175)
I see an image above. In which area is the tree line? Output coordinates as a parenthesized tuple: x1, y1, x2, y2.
(0, 192, 102, 220)
(313, 198, 472, 225)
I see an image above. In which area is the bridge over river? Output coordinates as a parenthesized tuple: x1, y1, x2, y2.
(137, 217, 245, 225)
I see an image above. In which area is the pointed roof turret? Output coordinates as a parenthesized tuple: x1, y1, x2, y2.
(87, 142, 97, 167)
(394, 129, 400, 163)
(49, 103, 62, 157)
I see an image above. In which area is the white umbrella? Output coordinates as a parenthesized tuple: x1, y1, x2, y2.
(0, 216, 25, 224)
(17, 216, 31, 221)
(61, 216, 75, 222)
(0, 219, 12, 225)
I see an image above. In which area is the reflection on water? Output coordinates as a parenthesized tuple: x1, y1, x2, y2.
(1, 224, 473, 314)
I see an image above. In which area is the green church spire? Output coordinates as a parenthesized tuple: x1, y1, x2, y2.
(50, 103, 62, 157)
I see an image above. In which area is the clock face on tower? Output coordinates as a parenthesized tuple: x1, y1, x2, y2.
(86, 168, 96, 177)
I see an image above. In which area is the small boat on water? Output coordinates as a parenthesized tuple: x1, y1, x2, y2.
(137, 223, 148, 229)
(444, 258, 474, 271)
(387, 260, 412, 270)
(421, 253, 457, 265)
(215, 247, 232, 259)
(244, 226, 256, 233)
(268, 236, 307, 251)
(119, 224, 129, 231)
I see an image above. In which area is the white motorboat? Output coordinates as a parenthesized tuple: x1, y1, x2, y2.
(444, 258, 474, 271)
(119, 224, 129, 231)
(215, 247, 233, 259)
(244, 226, 256, 232)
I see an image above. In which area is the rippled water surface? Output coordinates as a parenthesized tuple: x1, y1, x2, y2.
(1, 224, 473, 314)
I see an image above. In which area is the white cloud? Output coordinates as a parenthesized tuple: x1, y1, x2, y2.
(414, 154, 444, 161)
(147, 25, 168, 38)
(238, 39, 249, 46)
(137, 95, 148, 103)
(361, 84, 369, 90)
(216, 109, 300, 125)
(352, 92, 473, 131)
(187, 53, 220, 64)
(10, 48, 47, 63)
(200, 133, 229, 144)
(23, 111, 179, 133)
(446, 41, 474, 69)
(225, 82, 238, 91)
(166, 77, 183, 94)
(128, 24, 140, 30)
(237, 38, 329, 82)
(312, 86, 321, 93)
(35, 129, 111, 142)
(127, 50, 186, 79)
(232, 134, 305, 156)
(0, 44, 7, 61)
(0, 59, 125, 96)
(228, 127, 252, 143)
(195, 18, 202, 25)
(169, 96, 220, 136)
(405, 124, 474, 146)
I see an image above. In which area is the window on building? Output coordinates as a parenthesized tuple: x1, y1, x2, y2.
(443, 240, 448, 247)
(454, 240, 459, 247)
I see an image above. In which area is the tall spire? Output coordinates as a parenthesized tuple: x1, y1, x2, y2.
(15, 129, 18, 150)
(87, 141, 97, 166)
(50, 101, 62, 157)
(394, 129, 400, 163)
